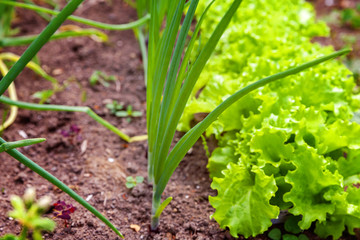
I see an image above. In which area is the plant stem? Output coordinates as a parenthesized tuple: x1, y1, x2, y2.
(0, 137, 124, 238)
(0, 29, 108, 47)
(0, 60, 18, 132)
(0, 138, 45, 152)
(0, 0, 85, 96)
(151, 191, 161, 230)
(135, 27, 148, 85)
(0, 1, 150, 31)
(0, 96, 131, 142)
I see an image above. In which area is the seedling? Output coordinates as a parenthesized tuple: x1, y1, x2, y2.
(89, 70, 117, 88)
(106, 101, 142, 122)
(115, 105, 142, 122)
(32, 89, 55, 104)
(106, 100, 124, 114)
(125, 176, 144, 189)
(60, 124, 82, 144)
(0, 187, 55, 240)
(52, 200, 77, 227)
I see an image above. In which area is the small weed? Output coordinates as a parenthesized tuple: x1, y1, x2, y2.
(60, 124, 82, 144)
(125, 176, 144, 189)
(89, 70, 117, 88)
(52, 200, 77, 227)
(0, 188, 55, 240)
(106, 100, 124, 114)
(106, 100, 142, 122)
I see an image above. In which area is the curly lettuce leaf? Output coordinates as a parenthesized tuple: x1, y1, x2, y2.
(315, 185, 360, 239)
(184, 0, 360, 239)
(209, 163, 279, 238)
(250, 128, 294, 167)
(284, 146, 343, 229)
(207, 146, 238, 178)
(337, 149, 360, 181)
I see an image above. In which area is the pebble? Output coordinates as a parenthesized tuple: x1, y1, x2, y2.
(18, 130, 28, 138)
(52, 68, 63, 75)
(86, 194, 93, 202)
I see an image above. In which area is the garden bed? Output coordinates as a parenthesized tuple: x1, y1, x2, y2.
(0, 0, 359, 239)
(0, 1, 237, 239)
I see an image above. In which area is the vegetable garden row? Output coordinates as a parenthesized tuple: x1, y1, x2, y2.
(1, 0, 359, 239)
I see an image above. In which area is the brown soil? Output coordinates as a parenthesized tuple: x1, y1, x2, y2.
(0, 1, 358, 240)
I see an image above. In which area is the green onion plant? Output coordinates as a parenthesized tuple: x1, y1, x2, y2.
(145, 0, 350, 230)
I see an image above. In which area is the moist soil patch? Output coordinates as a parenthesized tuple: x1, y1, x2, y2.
(0, 1, 358, 240)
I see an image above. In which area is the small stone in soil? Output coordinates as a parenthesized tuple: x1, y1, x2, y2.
(130, 224, 141, 232)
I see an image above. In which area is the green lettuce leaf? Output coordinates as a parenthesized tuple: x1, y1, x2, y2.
(209, 163, 279, 238)
(284, 146, 343, 229)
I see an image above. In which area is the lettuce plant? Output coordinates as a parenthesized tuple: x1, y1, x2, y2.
(145, 0, 349, 231)
(0, 0, 352, 238)
(179, 0, 360, 238)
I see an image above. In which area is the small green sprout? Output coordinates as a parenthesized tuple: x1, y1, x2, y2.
(1, 187, 55, 240)
(115, 105, 143, 122)
(105, 101, 142, 122)
(31, 89, 54, 104)
(105, 100, 124, 114)
(125, 176, 144, 189)
(89, 70, 117, 87)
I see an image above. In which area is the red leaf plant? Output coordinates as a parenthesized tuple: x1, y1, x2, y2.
(52, 200, 77, 227)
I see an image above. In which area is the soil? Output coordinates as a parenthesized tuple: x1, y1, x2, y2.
(0, 1, 359, 240)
